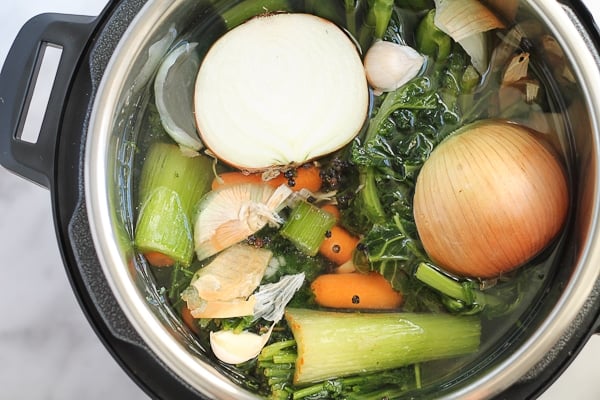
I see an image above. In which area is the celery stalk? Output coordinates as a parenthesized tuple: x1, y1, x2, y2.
(280, 201, 337, 256)
(135, 143, 212, 266)
(285, 308, 480, 384)
(135, 187, 193, 265)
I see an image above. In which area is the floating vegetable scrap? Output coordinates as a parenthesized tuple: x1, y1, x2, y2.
(194, 183, 292, 260)
(154, 41, 203, 153)
(433, 0, 505, 73)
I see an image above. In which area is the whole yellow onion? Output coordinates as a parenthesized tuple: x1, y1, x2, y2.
(413, 120, 569, 278)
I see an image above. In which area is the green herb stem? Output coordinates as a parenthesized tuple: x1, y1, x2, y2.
(414, 262, 471, 303)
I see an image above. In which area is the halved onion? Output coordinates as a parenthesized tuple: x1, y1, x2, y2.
(194, 13, 369, 170)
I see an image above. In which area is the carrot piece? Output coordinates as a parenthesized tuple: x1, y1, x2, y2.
(288, 164, 322, 192)
(320, 203, 340, 220)
(310, 272, 403, 309)
(212, 164, 322, 192)
(144, 251, 175, 267)
(181, 305, 200, 334)
(318, 225, 359, 265)
(211, 171, 264, 189)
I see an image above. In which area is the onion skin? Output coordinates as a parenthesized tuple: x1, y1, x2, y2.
(413, 120, 569, 278)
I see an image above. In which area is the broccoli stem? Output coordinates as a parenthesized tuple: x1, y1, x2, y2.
(285, 308, 480, 385)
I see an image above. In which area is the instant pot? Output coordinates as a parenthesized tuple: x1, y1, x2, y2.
(1, 0, 600, 399)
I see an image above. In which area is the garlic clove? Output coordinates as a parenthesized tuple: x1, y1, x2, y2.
(364, 41, 425, 95)
(210, 326, 274, 364)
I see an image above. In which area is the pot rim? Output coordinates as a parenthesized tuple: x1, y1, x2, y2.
(84, 0, 600, 398)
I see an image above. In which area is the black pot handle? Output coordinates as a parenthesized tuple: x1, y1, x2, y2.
(0, 13, 99, 189)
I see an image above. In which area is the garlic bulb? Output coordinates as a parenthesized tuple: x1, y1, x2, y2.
(413, 120, 569, 278)
(364, 41, 425, 95)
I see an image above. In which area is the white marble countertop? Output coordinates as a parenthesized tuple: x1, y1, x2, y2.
(1, 1, 600, 399)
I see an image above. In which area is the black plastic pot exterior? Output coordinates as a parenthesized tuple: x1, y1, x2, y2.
(1, 1, 600, 399)
(0, 1, 202, 398)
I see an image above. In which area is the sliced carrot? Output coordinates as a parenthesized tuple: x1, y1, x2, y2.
(311, 272, 403, 309)
(320, 203, 340, 220)
(287, 164, 322, 192)
(181, 305, 200, 334)
(319, 225, 359, 265)
(144, 251, 175, 267)
(211, 171, 265, 189)
(212, 164, 322, 192)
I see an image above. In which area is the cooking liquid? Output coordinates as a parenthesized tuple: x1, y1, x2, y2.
(118, 1, 577, 397)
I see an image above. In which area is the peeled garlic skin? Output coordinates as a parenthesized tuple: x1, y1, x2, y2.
(364, 41, 425, 94)
(413, 120, 569, 278)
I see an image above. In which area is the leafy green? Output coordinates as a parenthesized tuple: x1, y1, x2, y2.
(353, 215, 423, 290)
(335, 12, 489, 315)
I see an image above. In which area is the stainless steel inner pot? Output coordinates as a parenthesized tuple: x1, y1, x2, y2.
(85, 0, 600, 398)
